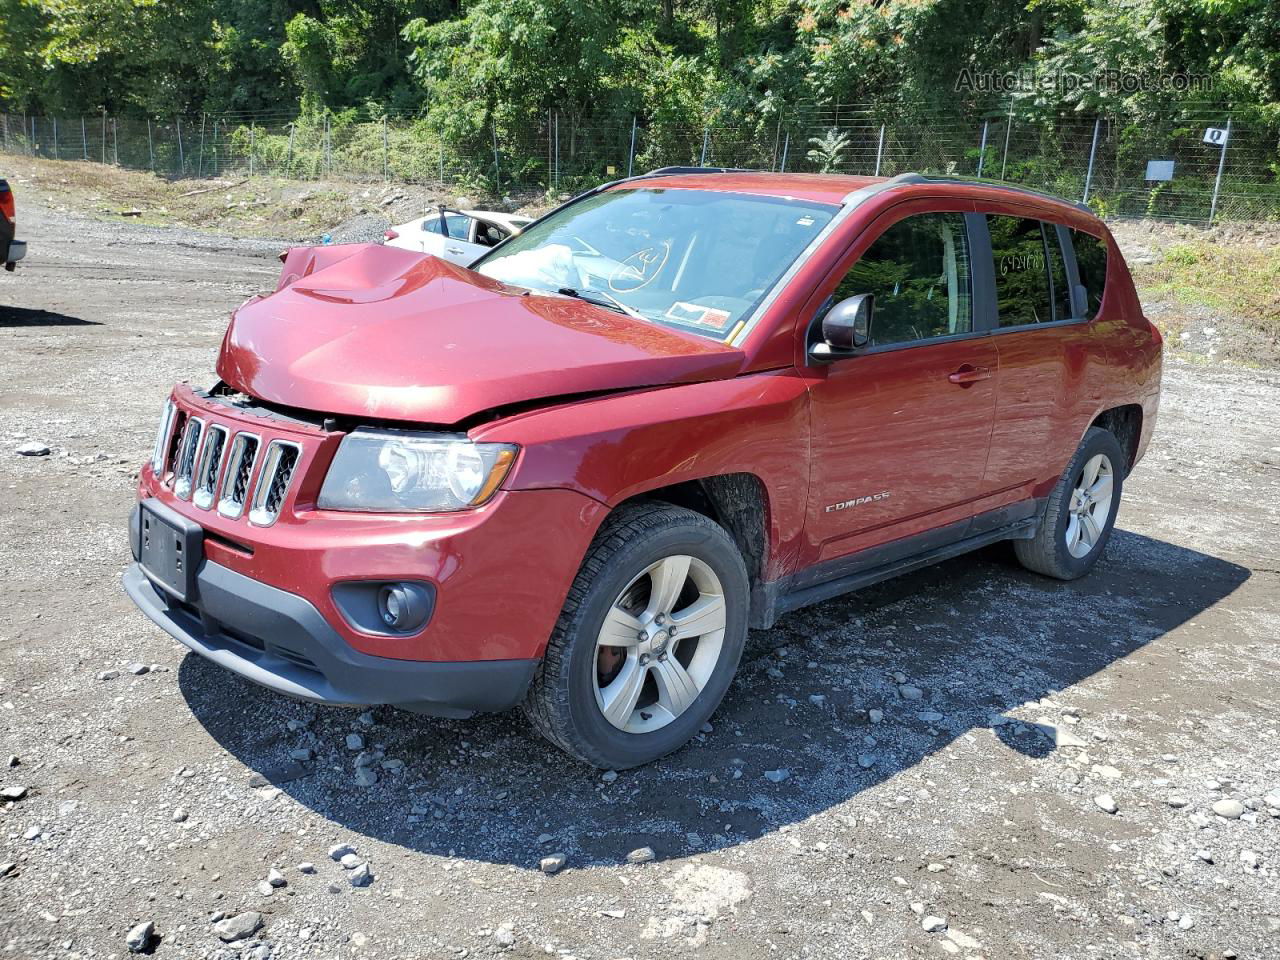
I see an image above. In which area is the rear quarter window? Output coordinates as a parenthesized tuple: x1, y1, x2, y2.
(1071, 229, 1108, 320)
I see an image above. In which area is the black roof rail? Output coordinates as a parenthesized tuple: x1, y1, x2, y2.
(642, 165, 755, 176)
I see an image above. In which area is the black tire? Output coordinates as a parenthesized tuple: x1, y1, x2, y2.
(1015, 426, 1126, 580)
(523, 502, 749, 769)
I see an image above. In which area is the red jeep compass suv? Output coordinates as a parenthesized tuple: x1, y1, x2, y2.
(125, 169, 1161, 768)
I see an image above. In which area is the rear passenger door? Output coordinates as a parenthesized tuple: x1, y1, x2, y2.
(980, 212, 1108, 497)
(419, 213, 488, 264)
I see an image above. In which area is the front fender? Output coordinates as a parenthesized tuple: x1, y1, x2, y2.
(471, 370, 812, 583)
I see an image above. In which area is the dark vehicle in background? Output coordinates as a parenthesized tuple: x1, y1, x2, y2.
(2, 178, 27, 272)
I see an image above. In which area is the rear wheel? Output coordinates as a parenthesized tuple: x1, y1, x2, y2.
(1015, 427, 1125, 580)
(523, 503, 749, 768)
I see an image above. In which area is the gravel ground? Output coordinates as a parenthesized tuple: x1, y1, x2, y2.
(1, 200, 1278, 960)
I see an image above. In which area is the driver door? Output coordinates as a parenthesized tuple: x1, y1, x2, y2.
(801, 207, 998, 579)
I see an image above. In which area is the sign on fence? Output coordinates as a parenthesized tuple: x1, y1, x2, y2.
(1202, 127, 1228, 146)
(1145, 159, 1175, 181)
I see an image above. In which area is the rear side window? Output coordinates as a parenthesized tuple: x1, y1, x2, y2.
(1071, 229, 1108, 320)
(988, 215, 1054, 327)
(423, 214, 470, 239)
(834, 212, 973, 346)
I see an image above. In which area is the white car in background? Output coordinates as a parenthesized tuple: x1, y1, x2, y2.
(384, 208, 533, 265)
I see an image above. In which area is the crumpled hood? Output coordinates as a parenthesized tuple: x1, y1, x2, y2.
(217, 243, 745, 424)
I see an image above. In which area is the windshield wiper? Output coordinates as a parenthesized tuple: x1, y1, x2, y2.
(556, 286, 647, 321)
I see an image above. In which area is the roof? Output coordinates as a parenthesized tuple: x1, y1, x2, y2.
(608, 168, 1095, 218)
(609, 170, 879, 206)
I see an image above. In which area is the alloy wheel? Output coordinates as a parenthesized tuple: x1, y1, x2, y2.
(1065, 453, 1114, 558)
(593, 554, 726, 734)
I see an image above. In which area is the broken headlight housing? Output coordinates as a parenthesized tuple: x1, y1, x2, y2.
(318, 429, 517, 513)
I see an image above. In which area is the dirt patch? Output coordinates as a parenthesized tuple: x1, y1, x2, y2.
(1, 155, 552, 244)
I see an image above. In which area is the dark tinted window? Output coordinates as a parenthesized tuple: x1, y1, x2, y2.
(1045, 226, 1073, 321)
(989, 215, 1053, 327)
(1071, 229, 1108, 320)
(833, 212, 972, 346)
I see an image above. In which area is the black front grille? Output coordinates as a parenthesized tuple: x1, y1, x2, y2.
(229, 438, 257, 503)
(265, 446, 298, 514)
(164, 411, 188, 477)
(194, 426, 228, 509)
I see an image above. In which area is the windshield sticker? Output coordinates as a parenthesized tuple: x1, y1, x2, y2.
(665, 302, 733, 332)
(796, 216, 816, 226)
(609, 242, 671, 293)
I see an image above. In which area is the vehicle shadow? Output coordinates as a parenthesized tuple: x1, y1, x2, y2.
(0, 305, 100, 326)
(179, 528, 1249, 868)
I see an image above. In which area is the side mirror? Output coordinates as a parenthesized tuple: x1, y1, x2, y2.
(810, 294, 874, 363)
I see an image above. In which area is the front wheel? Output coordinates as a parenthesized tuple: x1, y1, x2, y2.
(523, 503, 749, 768)
(1015, 426, 1125, 580)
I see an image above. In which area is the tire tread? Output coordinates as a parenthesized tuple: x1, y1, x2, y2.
(1014, 426, 1124, 580)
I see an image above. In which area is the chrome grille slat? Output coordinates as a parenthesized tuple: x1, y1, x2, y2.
(150, 399, 176, 472)
(248, 440, 301, 527)
(217, 433, 260, 519)
(173, 418, 204, 500)
(162, 409, 188, 482)
(192, 425, 229, 510)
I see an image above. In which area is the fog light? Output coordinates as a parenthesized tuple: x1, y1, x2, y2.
(332, 580, 435, 636)
(377, 583, 431, 632)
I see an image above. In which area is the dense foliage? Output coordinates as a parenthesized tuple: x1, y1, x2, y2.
(1, 0, 1277, 127)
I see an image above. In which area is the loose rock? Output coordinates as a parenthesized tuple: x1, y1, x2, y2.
(540, 853, 567, 874)
(922, 915, 948, 933)
(626, 846, 656, 864)
(1094, 794, 1119, 814)
(125, 921, 155, 953)
(214, 912, 263, 942)
(349, 863, 373, 887)
(17, 441, 51, 456)
(1212, 798, 1245, 819)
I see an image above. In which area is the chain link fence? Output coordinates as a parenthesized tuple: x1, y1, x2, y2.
(2, 103, 1276, 223)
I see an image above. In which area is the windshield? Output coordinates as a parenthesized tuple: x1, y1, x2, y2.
(473, 188, 836, 341)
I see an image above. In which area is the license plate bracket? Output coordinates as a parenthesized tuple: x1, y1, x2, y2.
(138, 498, 204, 602)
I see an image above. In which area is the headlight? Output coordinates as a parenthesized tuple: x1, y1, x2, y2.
(318, 429, 517, 513)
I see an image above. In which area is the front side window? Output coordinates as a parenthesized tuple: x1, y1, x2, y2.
(989, 215, 1055, 327)
(831, 212, 973, 346)
(1071, 229, 1108, 320)
(474, 188, 836, 341)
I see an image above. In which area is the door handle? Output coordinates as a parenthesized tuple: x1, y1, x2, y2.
(948, 364, 991, 386)
(446, 246, 465, 255)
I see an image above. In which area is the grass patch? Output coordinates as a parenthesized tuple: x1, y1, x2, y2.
(1133, 241, 1280, 342)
